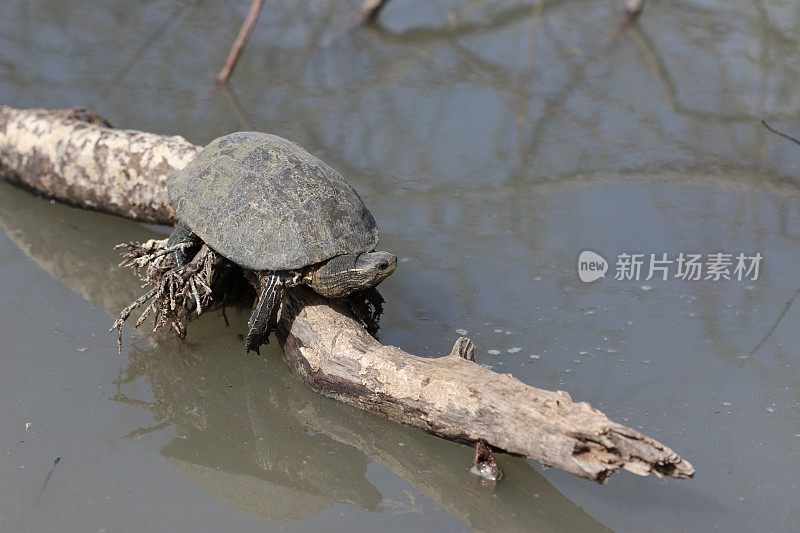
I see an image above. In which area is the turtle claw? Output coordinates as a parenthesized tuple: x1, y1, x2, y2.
(244, 272, 283, 354)
(348, 287, 385, 336)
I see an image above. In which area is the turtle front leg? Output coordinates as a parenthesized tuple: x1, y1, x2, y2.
(245, 272, 285, 354)
(348, 287, 385, 337)
(166, 223, 200, 267)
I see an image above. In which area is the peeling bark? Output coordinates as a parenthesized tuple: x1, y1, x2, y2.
(0, 105, 694, 483)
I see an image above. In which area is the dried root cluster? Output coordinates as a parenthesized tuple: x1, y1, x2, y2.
(111, 238, 222, 351)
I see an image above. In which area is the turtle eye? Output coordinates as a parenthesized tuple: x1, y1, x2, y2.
(377, 260, 390, 271)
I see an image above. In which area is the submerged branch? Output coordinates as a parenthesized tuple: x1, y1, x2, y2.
(359, 0, 392, 25)
(0, 105, 694, 483)
(762, 119, 800, 148)
(217, 0, 266, 84)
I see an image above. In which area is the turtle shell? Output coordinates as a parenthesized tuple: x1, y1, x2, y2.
(168, 132, 379, 271)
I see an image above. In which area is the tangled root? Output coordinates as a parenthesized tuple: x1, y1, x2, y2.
(111, 238, 222, 352)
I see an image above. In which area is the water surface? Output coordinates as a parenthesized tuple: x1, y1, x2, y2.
(0, 1, 798, 531)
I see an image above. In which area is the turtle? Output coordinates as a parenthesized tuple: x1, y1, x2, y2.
(165, 131, 397, 353)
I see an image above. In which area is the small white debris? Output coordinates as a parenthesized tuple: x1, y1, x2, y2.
(456, 328, 468, 335)
(24, 422, 31, 431)
(641, 285, 652, 291)
(507, 347, 521, 353)
(494, 328, 503, 333)
(529, 354, 540, 359)
(488, 349, 501, 355)
(533, 276, 542, 281)
(77, 347, 87, 352)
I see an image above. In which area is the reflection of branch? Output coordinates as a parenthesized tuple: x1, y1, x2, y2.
(96, 3, 185, 104)
(627, 23, 793, 122)
(221, 84, 253, 130)
(120, 420, 172, 439)
(371, 1, 563, 43)
(748, 284, 800, 359)
(216, 0, 265, 84)
(762, 120, 800, 148)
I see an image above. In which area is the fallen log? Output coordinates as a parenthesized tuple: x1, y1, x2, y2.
(0, 105, 694, 483)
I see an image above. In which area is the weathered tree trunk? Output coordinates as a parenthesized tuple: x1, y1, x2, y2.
(0, 105, 694, 483)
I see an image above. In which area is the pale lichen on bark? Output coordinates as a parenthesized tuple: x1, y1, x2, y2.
(0, 105, 694, 483)
(0, 106, 198, 224)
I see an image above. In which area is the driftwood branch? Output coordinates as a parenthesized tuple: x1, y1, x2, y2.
(216, 0, 266, 84)
(0, 105, 694, 483)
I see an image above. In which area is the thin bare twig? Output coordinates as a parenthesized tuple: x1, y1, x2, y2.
(625, 0, 647, 19)
(359, 0, 392, 25)
(762, 119, 800, 148)
(216, 0, 265, 84)
(613, 0, 646, 37)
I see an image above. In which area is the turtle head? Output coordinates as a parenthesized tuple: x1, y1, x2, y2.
(309, 251, 397, 299)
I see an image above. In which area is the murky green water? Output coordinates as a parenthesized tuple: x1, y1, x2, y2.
(1, 1, 799, 531)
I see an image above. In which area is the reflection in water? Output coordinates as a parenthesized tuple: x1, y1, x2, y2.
(114, 342, 382, 522)
(0, 184, 608, 530)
